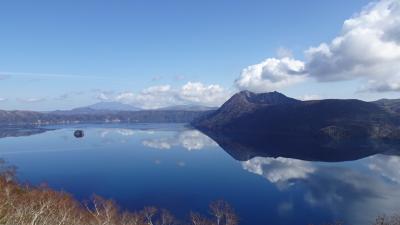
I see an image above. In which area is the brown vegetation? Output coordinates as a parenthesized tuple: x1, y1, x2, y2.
(0, 160, 238, 225)
(373, 215, 400, 225)
(2, 160, 399, 225)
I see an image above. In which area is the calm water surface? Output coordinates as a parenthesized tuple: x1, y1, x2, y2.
(0, 123, 400, 225)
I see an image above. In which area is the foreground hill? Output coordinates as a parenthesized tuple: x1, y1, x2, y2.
(193, 91, 400, 140)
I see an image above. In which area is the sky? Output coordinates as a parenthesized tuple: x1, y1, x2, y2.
(1, 0, 399, 110)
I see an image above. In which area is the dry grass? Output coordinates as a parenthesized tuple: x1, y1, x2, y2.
(0, 160, 238, 225)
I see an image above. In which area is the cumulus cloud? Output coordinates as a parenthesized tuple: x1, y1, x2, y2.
(115, 85, 179, 109)
(237, 0, 400, 93)
(142, 129, 217, 151)
(242, 157, 315, 184)
(369, 155, 400, 184)
(100, 82, 231, 109)
(305, 0, 400, 91)
(235, 57, 307, 93)
(179, 82, 230, 106)
(242, 155, 400, 225)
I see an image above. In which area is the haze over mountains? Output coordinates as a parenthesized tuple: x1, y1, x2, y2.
(50, 102, 217, 115)
(0, 101, 214, 125)
(2, 91, 400, 142)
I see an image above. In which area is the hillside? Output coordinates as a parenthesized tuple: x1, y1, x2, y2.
(0, 110, 210, 125)
(372, 98, 400, 115)
(193, 91, 400, 140)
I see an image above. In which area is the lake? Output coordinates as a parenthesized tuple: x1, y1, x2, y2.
(0, 123, 399, 225)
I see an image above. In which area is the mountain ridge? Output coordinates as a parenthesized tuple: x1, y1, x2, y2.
(193, 91, 400, 140)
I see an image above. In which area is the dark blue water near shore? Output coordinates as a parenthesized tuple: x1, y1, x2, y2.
(0, 123, 400, 225)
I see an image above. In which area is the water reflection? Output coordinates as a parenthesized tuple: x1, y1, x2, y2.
(199, 129, 400, 162)
(142, 130, 217, 151)
(242, 157, 315, 184)
(99, 128, 137, 138)
(197, 128, 400, 225)
(0, 126, 50, 139)
(368, 155, 400, 184)
(241, 155, 400, 225)
(2, 124, 400, 225)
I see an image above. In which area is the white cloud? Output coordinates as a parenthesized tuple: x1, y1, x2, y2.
(178, 130, 217, 151)
(240, 155, 400, 225)
(101, 82, 231, 109)
(299, 94, 322, 101)
(0, 98, 7, 102)
(235, 57, 307, 93)
(97, 92, 111, 101)
(359, 79, 400, 92)
(179, 82, 230, 106)
(142, 139, 172, 150)
(236, 0, 400, 93)
(17, 97, 46, 103)
(305, 0, 400, 91)
(242, 157, 315, 184)
(116, 129, 135, 136)
(116, 85, 179, 109)
(142, 129, 217, 151)
(369, 155, 400, 184)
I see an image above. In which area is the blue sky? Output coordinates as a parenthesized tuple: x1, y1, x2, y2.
(1, 0, 399, 110)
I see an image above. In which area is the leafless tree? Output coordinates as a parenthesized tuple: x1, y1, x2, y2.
(209, 200, 238, 225)
(190, 212, 213, 225)
(374, 215, 400, 225)
(142, 206, 158, 225)
(158, 209, 176, 225)
(0, 159, 240, 225)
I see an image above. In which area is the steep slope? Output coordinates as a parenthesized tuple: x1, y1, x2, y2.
(373, 98, 400, 115)
(192, 90, 300, 129)
(193, 91, 400, 140)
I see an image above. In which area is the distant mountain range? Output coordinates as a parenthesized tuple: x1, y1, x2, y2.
(193, 91, 400, 140)
(0, 109, 209, 125)
(2, 93, 400, 137)
(75, 102, 141, 111)
(51, 102, 141, 115)
(50, 102, 216, 115)
(0, 100, 216, 125)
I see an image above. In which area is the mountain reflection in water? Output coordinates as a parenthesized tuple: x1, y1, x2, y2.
(199, 128, 400, 225)
(199, 129, 400, 162)
(0, 124, 399, 225)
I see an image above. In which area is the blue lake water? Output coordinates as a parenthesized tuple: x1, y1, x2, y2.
(0, 123, 400, 225)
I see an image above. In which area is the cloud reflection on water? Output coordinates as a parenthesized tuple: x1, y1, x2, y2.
(241, 155, 400, 225)
(142, 130, 217, 151)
